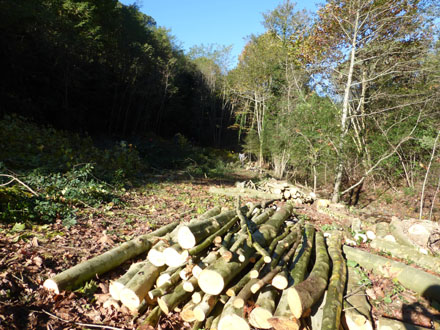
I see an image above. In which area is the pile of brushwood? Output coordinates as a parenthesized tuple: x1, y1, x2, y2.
(43, 200, 440, 330)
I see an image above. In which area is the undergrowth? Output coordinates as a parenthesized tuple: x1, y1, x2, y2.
(0, 115, 235, 226)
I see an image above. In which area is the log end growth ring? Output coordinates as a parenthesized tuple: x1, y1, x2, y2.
(218, 313, 250, 330)
(249, 307, 274, 329)
(287, 287, 303, 319)
(177, 226, 196, 249)
(198, 269, 224, 295)
(43, 279, 60, 294)
(120, 289, 141, 311)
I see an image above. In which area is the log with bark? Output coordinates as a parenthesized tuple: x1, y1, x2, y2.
(109, 261, 147, 301)
(343, 246, 440, 300)
(370, 238, 440, 273)
(269, 224, 315, 329)
(198, 204, 294, 295)
(287, 230, 330, 319)
(177, 209, 240, 249)
(43, 221, 179, 293)
(321, 231, 346, 330)
(120, 262, 165, 311)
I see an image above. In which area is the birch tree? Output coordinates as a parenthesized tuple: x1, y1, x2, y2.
(313, 0, 433, 202)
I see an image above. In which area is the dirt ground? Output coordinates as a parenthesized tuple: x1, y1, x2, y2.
(1, 172, 439, 329)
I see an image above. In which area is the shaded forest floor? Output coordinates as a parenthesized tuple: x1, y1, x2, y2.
(1, 169, 439, 330)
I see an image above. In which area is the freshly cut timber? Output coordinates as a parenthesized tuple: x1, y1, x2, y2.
(193, 294, 219, 321)
(287, 230, 330, 319)
(344, 265, 372, 322)
(43, 221, 178, 293)
(217, 296, 250, 330)
(389, 217, 420, 249)
(343, 246, 440, 300)
(162, 245, 189, 267)
(109, 261, 146, 301)
(270, 224, 315, 329)
(226, 224, 288, 297)
(158, 276, 199, 314)
(198, 205, 293, 295)
(141, 305, 162, 328)
(148, 267, 183, 300)
(248, 285, 280, 329)
(321, 231, 346, 330)
(344, 267, 373, 330)
(370, 238, 440, 273)
(120, 262, 165, 311)
(177, 210, 240, 249)
(180, 300, 197, 322)
(188, 216, 239, 256)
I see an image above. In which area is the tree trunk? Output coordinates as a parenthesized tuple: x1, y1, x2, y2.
(43, 222, 178, 293)
(217, 296, 250, 330)
(120, 262, 165, 311)
(109, 261, 147, 301)
(321, 231, 346, 330)
(332, 11, 360, 203)
(248, 285, 280, 329)
(269, 225, 315, 328)
(177, 210, 239, 249)
(157, 276, 199, 314)
(370, 238, 440, 273)
(343, 246, 440, 300)
(287, 231, 330, 319)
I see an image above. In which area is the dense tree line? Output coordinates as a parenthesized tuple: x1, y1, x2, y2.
(226, 0, 440, 213)
(0, 0, 233, 145)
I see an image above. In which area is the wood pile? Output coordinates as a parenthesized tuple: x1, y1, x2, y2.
(43, 201, 440, 330)
(235, 179, 316, 204)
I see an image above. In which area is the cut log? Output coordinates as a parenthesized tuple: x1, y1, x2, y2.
(343, 246, 440, 300)
(271, 224, 315, 325)
(345, 266, 372, 324)
(271, 270, 289, 290)
(389, 217, 420, 249)
(43, 221, 178, 293)
(370, 238, 440, 273)
(141, 305, 162, 328)
(180, 300, 197, 322)
(157, 276, 199, 314)
(193, 294, 218, 321)
(208, 186, 281, 200)
(195, 206, 222, 222)
(198, 205, 294, 295)
(178, 210, 239, 249)
(189, 216, 239, 256)
(192, 291, 203, 304)
(120, 262, 164, 311)
(287, 230, 330, 319)
(163, 245, 189, 267)
(183, 277, 197, 292)
(109, 261, 147, 301)
(205, 302, 223, 330)
(233, 278, 259, 308)
(321, 231, 346, 330)
(148, 267, 183, 300)
(217, 296, 250, 330)
(248, 285, 280, 329)
(377, 316, 432, 330)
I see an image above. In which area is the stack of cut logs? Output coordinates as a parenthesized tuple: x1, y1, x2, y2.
(43, 202, 347, 330)
(238, 179, 316, 204)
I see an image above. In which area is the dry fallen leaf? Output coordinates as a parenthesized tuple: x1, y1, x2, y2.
(33, 256, 43, 267)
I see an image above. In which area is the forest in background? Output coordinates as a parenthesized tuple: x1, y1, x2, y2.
(1, 0, 440, 222)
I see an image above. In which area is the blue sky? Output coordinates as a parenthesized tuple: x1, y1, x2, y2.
(120, 0, 322, 67)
